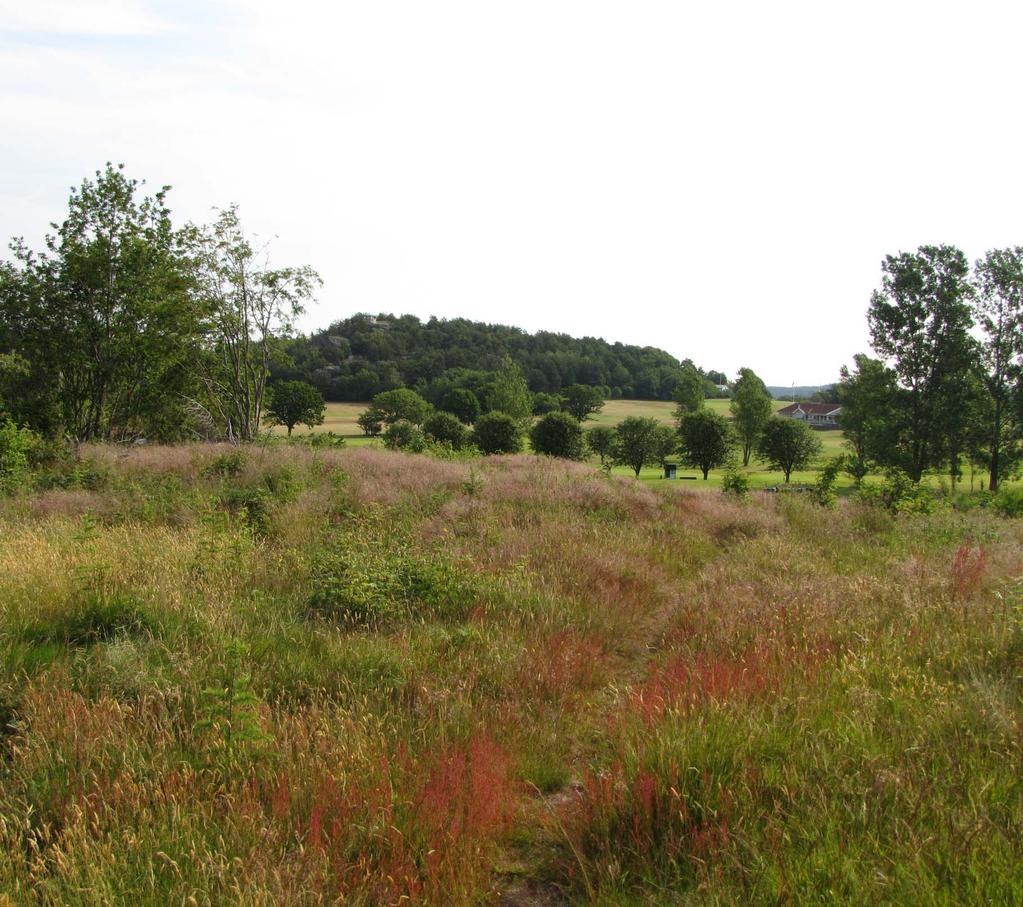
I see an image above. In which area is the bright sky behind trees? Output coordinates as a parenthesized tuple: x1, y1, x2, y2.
(3, 1, 1023, 385)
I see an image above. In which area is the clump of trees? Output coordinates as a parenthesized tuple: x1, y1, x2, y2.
(843, 244, 1023, 491)
(0, 164, 320, 444)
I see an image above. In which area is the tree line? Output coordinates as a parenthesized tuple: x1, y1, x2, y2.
(273, 313, 728, 403)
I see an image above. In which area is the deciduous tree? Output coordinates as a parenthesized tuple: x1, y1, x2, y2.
(757, 417, 822, 483)
(530, 411, 584, 459)
(266, 380, 325, 436)
(677, 409, 733, 479)
(730, 368, 773, 466)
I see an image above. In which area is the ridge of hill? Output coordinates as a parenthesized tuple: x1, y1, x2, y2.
(275, 313, 726, 402)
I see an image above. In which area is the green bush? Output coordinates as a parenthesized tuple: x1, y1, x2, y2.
(992, 486, 1023, 518)
(423, 411, 469, 449)
(529, 411, 584, 459)
(308, 541, 478, 627)
(383, 419, 428, 452)
(474, 411, 523, 455)
(721, 466, 750, 499)
(0, 419, 37, 494)
(202, 450, 246, 478)
(859, 468, 937, 514)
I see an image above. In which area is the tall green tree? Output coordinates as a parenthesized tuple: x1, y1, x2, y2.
(973, 248, 1023, 491)
(758, 417, 822, 483)
(485, 357, 533, 426)
(836, 354, 902, 485)
(677, 409, 733, 479)
(612, 416, 662, 477)
(867, 245, 975, 482)
(0, 164, 200, 441)
(265, 380, 325, 436)
(586, 425, 616, 467)
(671, 364, 705, 425)
(370, 388, 431, 426)
(185, 206, 320, 442)
(730, 368, 773, 466)
(560, 384, 604, 421)
(530, 411, 584, 459)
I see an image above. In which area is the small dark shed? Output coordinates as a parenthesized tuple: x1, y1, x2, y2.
(664, 463, 678, 480)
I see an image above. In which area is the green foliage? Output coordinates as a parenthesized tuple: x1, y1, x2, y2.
(530, 411, 584, 459)
(19, 591, 155, 648)
(308, 539, 478, 627)
(810, 456, 844, 507)
(265, 380, 325, 435)
(291, 430, 346, 449)
(867, 245, 976, 482)
(991, 485, 1023, 518)
(672, 364, 705, 423)
(677, 409, 732, 479)
(559, 384, 604, 421)
(372, 388, 432, 426)
(356, 407, 384, 436)
(439, 387, 482, 424)
(0, 418, 36, 494)
(423, 411, 469, 449)
(382, 419, 428, 453)
(858, 468, 937, 514)
(194, 640, 271, 772)
(730, 368, 773, 466)
(612, 416, 662, 477)
(474, 411, 523, 455)
(485, 357, 532, 425)
(757, 417, 823, 483)
(721, 464, 751, 498)
(531, 392, 562, 416)
(585, 425, 616, 467)
(201, 449, 246, 478)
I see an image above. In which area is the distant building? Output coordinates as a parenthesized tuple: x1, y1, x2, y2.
(776, 402, 841, 429)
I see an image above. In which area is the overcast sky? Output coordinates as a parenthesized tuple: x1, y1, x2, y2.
(3, 1, 1022, 386)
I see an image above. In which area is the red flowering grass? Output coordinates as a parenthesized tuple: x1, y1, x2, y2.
(951, 543, 987, 601)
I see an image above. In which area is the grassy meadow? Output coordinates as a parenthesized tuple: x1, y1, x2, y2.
(0, 444, 1022, 904)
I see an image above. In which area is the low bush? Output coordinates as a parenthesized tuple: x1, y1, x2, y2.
(992, 485, 1023, 518)
(0, 419, 37, 494)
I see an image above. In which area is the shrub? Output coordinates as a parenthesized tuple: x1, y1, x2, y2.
(202, 449, 246, 478)
(859, 468, 937, 514)
(530, 392, 562, 416)
(721, 465, 751, 499)
(423, 411, 469, 450)
(810, 456, 844, 508)
(529, 411, 584, 459)
(383, 419, 428, 453)
(474, 411, 523, 455)
(0, 419, 36, 494)
(292, 431, 346, 449)
(992, 485, 1023, 518)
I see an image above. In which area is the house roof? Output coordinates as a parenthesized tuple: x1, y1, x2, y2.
(776, 402, 841, 416)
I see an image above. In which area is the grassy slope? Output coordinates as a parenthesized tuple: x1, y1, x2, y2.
(0, 445, 1021, 904)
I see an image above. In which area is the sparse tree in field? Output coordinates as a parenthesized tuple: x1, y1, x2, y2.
(836, 354, 902, 485)
(370, 388, 431, 426)
(677, 409, 733, 479)
(530, 411, 584, 459)
(972, 247, 1023, 491)
(560, 384, 604, 421)
(586, 425, 616, 467)
(672, 365, 705, 425)
(186, 205, 320, 442)
(757, 417, 822, 483)
(730, 368, 773, 466)
(356, 408, 384, 437)
(612, 416, 662, 477)
(474, 411, 523, 454)
(867, 245, 975, 482)
(423, 410, 469, 449)
(265, 380, 325, 436)
(485, 358, 532, 426)
(439, 387, 481, 424)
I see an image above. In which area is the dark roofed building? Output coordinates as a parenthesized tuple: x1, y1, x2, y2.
(776, 402, 841, 429)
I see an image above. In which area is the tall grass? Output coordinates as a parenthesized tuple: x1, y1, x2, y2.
(0, 445, 1021, 904)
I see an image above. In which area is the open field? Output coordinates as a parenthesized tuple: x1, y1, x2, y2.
(1, 445, 1021, 904)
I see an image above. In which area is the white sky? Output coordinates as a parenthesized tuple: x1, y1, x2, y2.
(3, 1, 1023, 386)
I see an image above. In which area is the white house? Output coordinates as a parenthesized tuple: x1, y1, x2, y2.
(776, 402, 841, 429)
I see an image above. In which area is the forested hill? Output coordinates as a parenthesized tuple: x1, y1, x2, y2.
(275, 313, 725, 402)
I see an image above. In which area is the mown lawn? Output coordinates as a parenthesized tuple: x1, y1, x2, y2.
(0, 445, 1021, 904)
